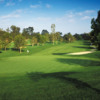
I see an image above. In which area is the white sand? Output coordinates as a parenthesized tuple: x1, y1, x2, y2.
(67, 50, 95, 55)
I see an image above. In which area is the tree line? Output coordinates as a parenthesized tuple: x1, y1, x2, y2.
(0, 23, 92, 53)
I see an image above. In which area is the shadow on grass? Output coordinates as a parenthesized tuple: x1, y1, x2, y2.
(2, 48, 10, 51)
(11, 48, 24, 52)
(52, 53, 67, 55)
(73, 46, 93, 49)
(83, 41, 90, 45)
(27, 72, 100, 94)
(1, 92, 12, 100)
(57, 58, 100, 67)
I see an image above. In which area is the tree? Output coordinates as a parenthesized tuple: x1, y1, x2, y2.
(50, 33, 55, 45)
(51, 24, 55, 33)
(59, 37, 63, 43)
(50, 24, 56, 45)
(0, 41, 1, 50)
(28, 27, 34, 35)
(63, 33, 75, 42)
(10, 25, 20, 40)
(40, 35, 46, 45)
(55, 32, 61, 44)
(30, 32, 41, 46)
(90, 10, 100, 50)
(22, 27, 34, 39)
(0, 30, 4, 51)
(22, 28, 30, 39)
(0, 30, 6, 37)
(1, 32, 12, 51)
(31, 37, 38, 46)
(41, 30, 49, 35)
(14, 35, 26, 53)
(6, 27, 10, 33)
(81, 33, 90, 40)
(73, 33, 82, 40)
(41, 30, 49, 42)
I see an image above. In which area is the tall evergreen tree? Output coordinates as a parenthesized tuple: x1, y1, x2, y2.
(90, 10, 100, 50)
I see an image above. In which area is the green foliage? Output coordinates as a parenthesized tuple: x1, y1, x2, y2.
(31, 37, 38, 46)
(90, 10, 100, 50)
(22, 27, 34, 39)
(22, 28, 30, 39)
(49, 32, 62, 45)
(74, 33, 82, 40)
(0, 31, 12, 51)
(40, 35, 46, 45)
(64, 33, 75, 42)
(49, 33, 55, 45)
(59, 37, 63, 43)
(0, 39, 2, 51)
(35, 33, 41, 45)
(0, 30, 6, 37)
(97, 33, 100, 49)
(41, 30, 50, 42)
(10, 25, 20, 40)
(44, 33, 50, 42)
(81, 33, 90, 40)
(55, 32, 61, 41)
(14, 35, 26, 53)
(41, 29, 49, 35)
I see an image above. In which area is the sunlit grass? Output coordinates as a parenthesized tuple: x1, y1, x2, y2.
(0, 40, 100, 100)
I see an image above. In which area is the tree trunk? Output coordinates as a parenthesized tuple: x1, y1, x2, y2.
(32, 43, 34, 46)
(5, 47, 6, 51)
(97, 43, 100, 50)
(19, 47, 21, 53)
(37, 43, 39, 46)
(53, 40, 54, 45)
(69, 38, 71, 42)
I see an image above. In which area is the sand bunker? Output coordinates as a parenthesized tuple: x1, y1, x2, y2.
(68, 50, 95, 55)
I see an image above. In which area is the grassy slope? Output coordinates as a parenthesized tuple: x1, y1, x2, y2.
(0, 41, 100, 100)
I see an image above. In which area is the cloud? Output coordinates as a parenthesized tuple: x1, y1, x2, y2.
(65, 10, 95, 21)
(67, 13, 75, 18)
(6, 2, 15, 6)
(1, 14, 20, 19)
(46, 4, 51, 8)
(35, 17, 51, 21)
(0, 9, 22, 19)
(81, 16, 91, 20)
(30, 4, 41, 8)
(15, 9, 23, 13)
(84, 10, 95, 14)
(68, 14, 74, 18)
(68, 19, 75, 22)
(77, 12, 83, 16)
(77, 10, 95, 16)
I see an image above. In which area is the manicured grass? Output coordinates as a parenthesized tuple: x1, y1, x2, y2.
(0, 41, 100, 100)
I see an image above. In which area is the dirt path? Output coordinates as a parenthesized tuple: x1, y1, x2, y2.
(67, 50, 95, 55)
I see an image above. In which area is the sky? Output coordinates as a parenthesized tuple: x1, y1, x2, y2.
(0, 0, 100, 34)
